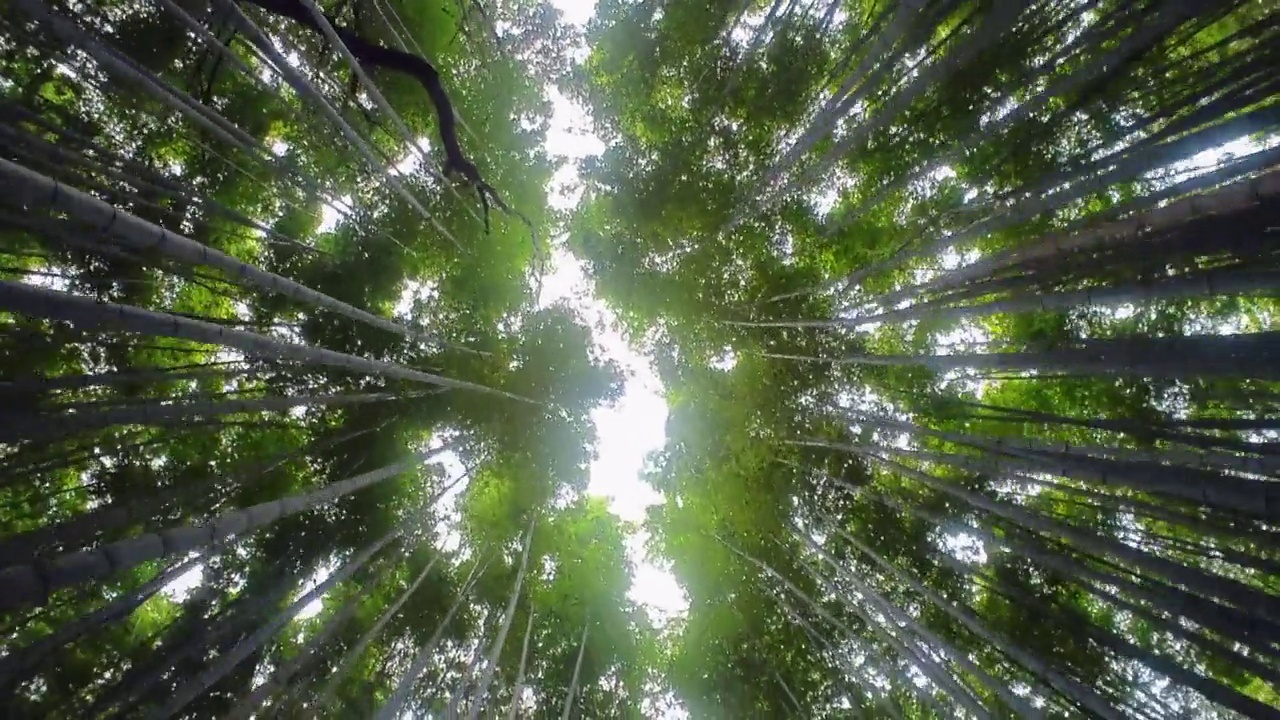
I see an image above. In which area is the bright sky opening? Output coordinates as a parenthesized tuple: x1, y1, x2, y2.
(542, 0, 689, 626)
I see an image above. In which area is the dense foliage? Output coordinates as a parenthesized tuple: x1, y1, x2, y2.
(2, 0, 1279, 718)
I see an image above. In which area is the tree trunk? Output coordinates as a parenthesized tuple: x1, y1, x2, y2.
(784, 4, 1026, 202)
(901, 162, 1280, 302)
(448, 621, 491, 719)
(561, 620, 589, 720)
(469, 516, 536, 718)
(871, 453, 1280, 627)
(0, 552, 205, 689)
(224, 586, 369, 720)
(0, 440, 460, 611)
(897, 494, 1280, 658)
(93, 565, 300, 718)
(147, 516, 409, 720)
(836, 331, 1280, 381)
(215, 0, 469, 250)
(754, 0, 919, 201)
(799, 532, 991, 720)
(843, 269, 1280, 330)
(5, 391, 410, 443)
(506, 607, 536, 720)
(822, 515, 1122, 719)
(313, 553, 442, 709)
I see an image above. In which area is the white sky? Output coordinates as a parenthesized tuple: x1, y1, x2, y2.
(540, 0, 689, 626)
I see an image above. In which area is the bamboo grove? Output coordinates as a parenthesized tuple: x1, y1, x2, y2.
(1, 0, 1278, 719)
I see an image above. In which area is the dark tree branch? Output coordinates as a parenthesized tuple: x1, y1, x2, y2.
(237, 0, 523, 235)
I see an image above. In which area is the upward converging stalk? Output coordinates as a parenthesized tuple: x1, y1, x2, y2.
(506, 606, 536, 720)
(312, 552, 443, 709)
(561, 620, 589, 720)
(0, 441, 461, 610)
(469, 515, 536, 718)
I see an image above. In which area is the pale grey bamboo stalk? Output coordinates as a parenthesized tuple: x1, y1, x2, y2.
(0, 281, 528, 400)
(560, 620, 589, 720)
(921, 163, 1280, 299)
(837, 414, 1280, 521)
(850, 574, 1030, 720)
(847, 5, 1197, 225)
(6, 391, 410, 443)
(1018, 87, 1277, 208)
(885, 105, 1280, 284)
(0, 362, 252, 394)
(823, 516, 1120, 720)
(229, 531, 403, 718)
(448, 616, 491, 717)
(92, 564, 300, 718)
(366, 0, 478, 143)
(224, 589, 364, 720)
(144, 0, 370, 223)
(0, 552, 206, 688)
(839, 404, 1280, 481)
(840, 269, 1280, 330)
(469, 516, 536, 718)
(870, 453, 1280, 626)
(774, 670, 803, 717)
(982, 431, 1280, 488)
(713, 531, 853, 639)
(0, 158, 465, 351)
(816, 331, 1280, 381)
(375, 556, 489, 720)
(289, 0, 487, 227)
(22, 0, 357, 235)
(0, 480, 192, 567)
(0, 120, 317, 255)
(800, 535, 990, 720)
(881, 490, 1280, 657)
(213, 0, 466, 251)
(796, 557, 955, 717)
(781, 3, 1026, 204)
(969, 549, 1280, 720)
(827, 117, 1280, 303)
(12, 0, 262, 164)
(505, 607, 536, 720)
(295, 0, 436, 174)
(780, 144, 1280, 307)
(0, 440, 459, 611)
(721, 0, 789, 97)
(0, 422, 393, 568)
(750, 0, 922, 208)
(1101, 614, 1280, 719)
(311, 552, 443, 709)
(774, 589, 899, 715)
(720, 531, 947, 714)
(147, 515, 412, 720)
